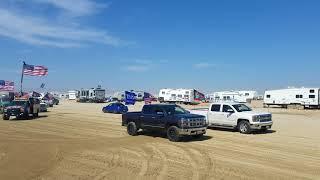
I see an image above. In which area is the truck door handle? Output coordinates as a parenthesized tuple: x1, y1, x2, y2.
(140, 116, 144, 118)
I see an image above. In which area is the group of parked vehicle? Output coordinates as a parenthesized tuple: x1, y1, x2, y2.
(1, 94, 60, 120)
(117, 101, 273, 142)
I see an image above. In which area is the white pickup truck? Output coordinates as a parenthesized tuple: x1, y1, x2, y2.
(189, 102, 273, 134)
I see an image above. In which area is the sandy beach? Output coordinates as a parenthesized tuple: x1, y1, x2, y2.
(0, 100, 319, 180)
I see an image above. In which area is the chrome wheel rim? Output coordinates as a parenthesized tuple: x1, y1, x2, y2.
(240, 124, 247, 132)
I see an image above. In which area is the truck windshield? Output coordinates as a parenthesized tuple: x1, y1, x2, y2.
(163, 105, 189, 115)
(232, 104, 252, 112)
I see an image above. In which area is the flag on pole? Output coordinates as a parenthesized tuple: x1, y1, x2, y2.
(144, 92, 152, 104)
(23, 63, 48, 76)
(125, 91, 136, 105)
(0, 80, 14, 91)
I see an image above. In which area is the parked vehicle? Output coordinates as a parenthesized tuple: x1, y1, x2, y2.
(207, 90, 258, 103)
(52, 97, 59, 105)
(122, 104, 207, 142)
(102, 103, 128, 114)
(264, 88, 320, 109)
(189, 102, 273, 134)
(113, 90, 156, 102)
(0, 94, 12, 114)
(158, 88, 205, 105)
(40, 102, 48, 112)
(3, 98, 40, 120)
(68, 90, 78, 100)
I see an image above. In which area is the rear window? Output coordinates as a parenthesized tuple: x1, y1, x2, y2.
(211, 104, 221, 112)
(310, 89, 315, 93)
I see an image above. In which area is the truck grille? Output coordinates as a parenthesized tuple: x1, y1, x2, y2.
(188, 118, 204, 127)
(259, 115, 272, 122)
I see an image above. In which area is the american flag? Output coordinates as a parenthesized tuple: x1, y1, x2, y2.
(0, 80, 14, 91)
(23, 63, 48, 76)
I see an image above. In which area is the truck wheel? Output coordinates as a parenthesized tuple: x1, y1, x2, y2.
(238, 120, 251, 134)
(127, 122, 138, 136)
(167, 126, 181, 142)
(3, 114, 9, 120)
(33, 111, 39, 118)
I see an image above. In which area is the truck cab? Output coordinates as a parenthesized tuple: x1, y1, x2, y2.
(190, 102, 273, 134)
(122, 104, 207, 142)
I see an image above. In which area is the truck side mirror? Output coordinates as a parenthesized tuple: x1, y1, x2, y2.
(227, 109, 235, 113)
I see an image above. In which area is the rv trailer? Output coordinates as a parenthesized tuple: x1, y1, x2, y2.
(264, 88, 320, 109)
(113, 90, 155, 102)
(208, 90, 258, 103)
(78, 86, 106, 103)
(158, 88, 205, 105)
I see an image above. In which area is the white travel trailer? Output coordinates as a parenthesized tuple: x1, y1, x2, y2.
(209, 90, 258, 103)
(79, 86, 106, 103)
(264, 88, 320, 108)
(113, 90, 153, 102)
(68, 90, 78, 100)
(158, 88, 205, 105)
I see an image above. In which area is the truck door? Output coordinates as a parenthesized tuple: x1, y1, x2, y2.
(221, 105, 237, 127)
(141, 105, 154, 127)
(207, 104, 224, 126)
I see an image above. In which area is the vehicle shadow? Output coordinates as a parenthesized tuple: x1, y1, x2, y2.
(8, 115, 48, 121)
(207, 127, 277, 134)
(138, 130, 213, 142)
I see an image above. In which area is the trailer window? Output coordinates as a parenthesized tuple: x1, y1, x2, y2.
(162, 91, 165, 95)
(309, 95, 316, 98)
(296, 95, 303, 98)
(310, 89, 315, 93)
(178, 94, 182, 98)
(245, 93, 249, 96)
(266, 95, 271, 98)
(211, 104, 221, 112)
(171, 94, 176, 97)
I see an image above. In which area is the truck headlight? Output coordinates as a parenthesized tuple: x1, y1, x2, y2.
(180, 118, 189, 128)
(252, 115, 260, 122)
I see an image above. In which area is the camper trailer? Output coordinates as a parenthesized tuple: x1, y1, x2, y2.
(68, 90, 78, 100)
(158, 88, 205, 105)
(113, 90, 155, 102)
(208, 90, 258, 103)
(78, 86, 106, 103)
(264, 88, 320, 108)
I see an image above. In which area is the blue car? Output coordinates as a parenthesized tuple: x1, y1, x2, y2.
(102, 103, 128, 114)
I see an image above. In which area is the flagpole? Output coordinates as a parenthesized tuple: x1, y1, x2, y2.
(20, 61, 25, 96)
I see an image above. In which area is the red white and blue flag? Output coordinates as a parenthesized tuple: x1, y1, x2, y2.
(23, 63, 48, 76)
(0, 80, 14, 91)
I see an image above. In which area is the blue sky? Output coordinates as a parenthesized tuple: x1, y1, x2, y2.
(1, 0, 320, 94)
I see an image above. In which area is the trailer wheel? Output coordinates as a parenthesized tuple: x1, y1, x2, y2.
(238, 120, 251, 134)
(127, 122, 138, 136)
(167, 126, 181, 142)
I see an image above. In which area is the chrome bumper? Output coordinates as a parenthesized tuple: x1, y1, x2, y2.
(250, 122, 273, 130)
(178, 127, 207, 135)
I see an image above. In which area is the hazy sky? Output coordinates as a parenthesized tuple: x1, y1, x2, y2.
(1, 0, 320, 94)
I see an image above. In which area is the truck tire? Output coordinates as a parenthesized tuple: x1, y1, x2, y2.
(3, 114, 9, 120)
(238, 120, 251, 134)
(33, 110, 39, 118)
(167, 126, 181, 142)
(127, 122, 138, 136)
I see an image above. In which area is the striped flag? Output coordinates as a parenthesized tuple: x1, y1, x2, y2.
(23, 63, 48, 76)
(0, 80, 14, 91)
(144, 92, 152, 104)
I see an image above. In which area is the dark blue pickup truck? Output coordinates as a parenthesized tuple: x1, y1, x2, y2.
(122, 104, 207, 142)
